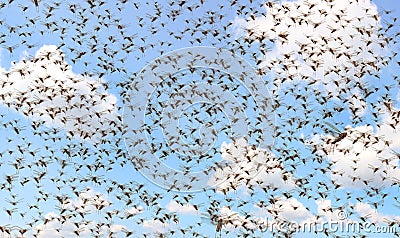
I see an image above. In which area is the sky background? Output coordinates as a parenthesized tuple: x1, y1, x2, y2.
(0, 0, 399, 237)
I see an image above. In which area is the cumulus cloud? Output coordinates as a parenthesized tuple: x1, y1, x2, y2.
(355, 202, 400, 225)
(66, 187, 113, 213)
(235, 0, 392, 94)
(268, 198, 314, 223)
(249, 197, 318, 234)
(166, 200, 198, 215)
(32, 188, 125, 238)
(376, 103, 400, 149)
(142, 219, 170, 233)
(125, 205, 144, 217)
(229, 198, 400, 235)
(252, 198, 363, 234)
(315, 199, 353, 223)
(0, 45, 120, 142)
(319, 106, 400, 188)
(208, 138, 296, 194)
(34, 219, 126, 238)
(216, 206, 256, 231)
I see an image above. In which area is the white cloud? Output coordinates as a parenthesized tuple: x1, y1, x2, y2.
(166, 200, 197, 215)
(213, 198, 400, 235)
(251, 197, 318, 233)
(74, 187, 112, 212)
(34, 219, 125, 238)
(355, 202, 400, 225)
(215, 206, 256, 231)
(315, 199, 335, 220)
(32, 187, 123, 238)
(269, 198, 314, 223)
(142, 219, 170, 233)
(235, 0, 391, 94)
(319, 111, 400, 188)
(0, 45, 120, 142)
(376, 104, 400, 149)
(208, 138, 296, 193)
(315, 199, 352, 223)
(348, 88, 367, 117)
(125, 205, 144, 217)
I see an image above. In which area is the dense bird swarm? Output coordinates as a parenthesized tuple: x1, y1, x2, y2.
(0, 0, 399, 237)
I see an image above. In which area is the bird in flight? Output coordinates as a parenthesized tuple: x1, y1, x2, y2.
(33, 0, 39, 7)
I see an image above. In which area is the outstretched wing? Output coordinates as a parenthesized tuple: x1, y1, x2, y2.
(324, 121, 341, 134)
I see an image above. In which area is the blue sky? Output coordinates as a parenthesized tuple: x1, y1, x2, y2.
(0, 0, 399, 237)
